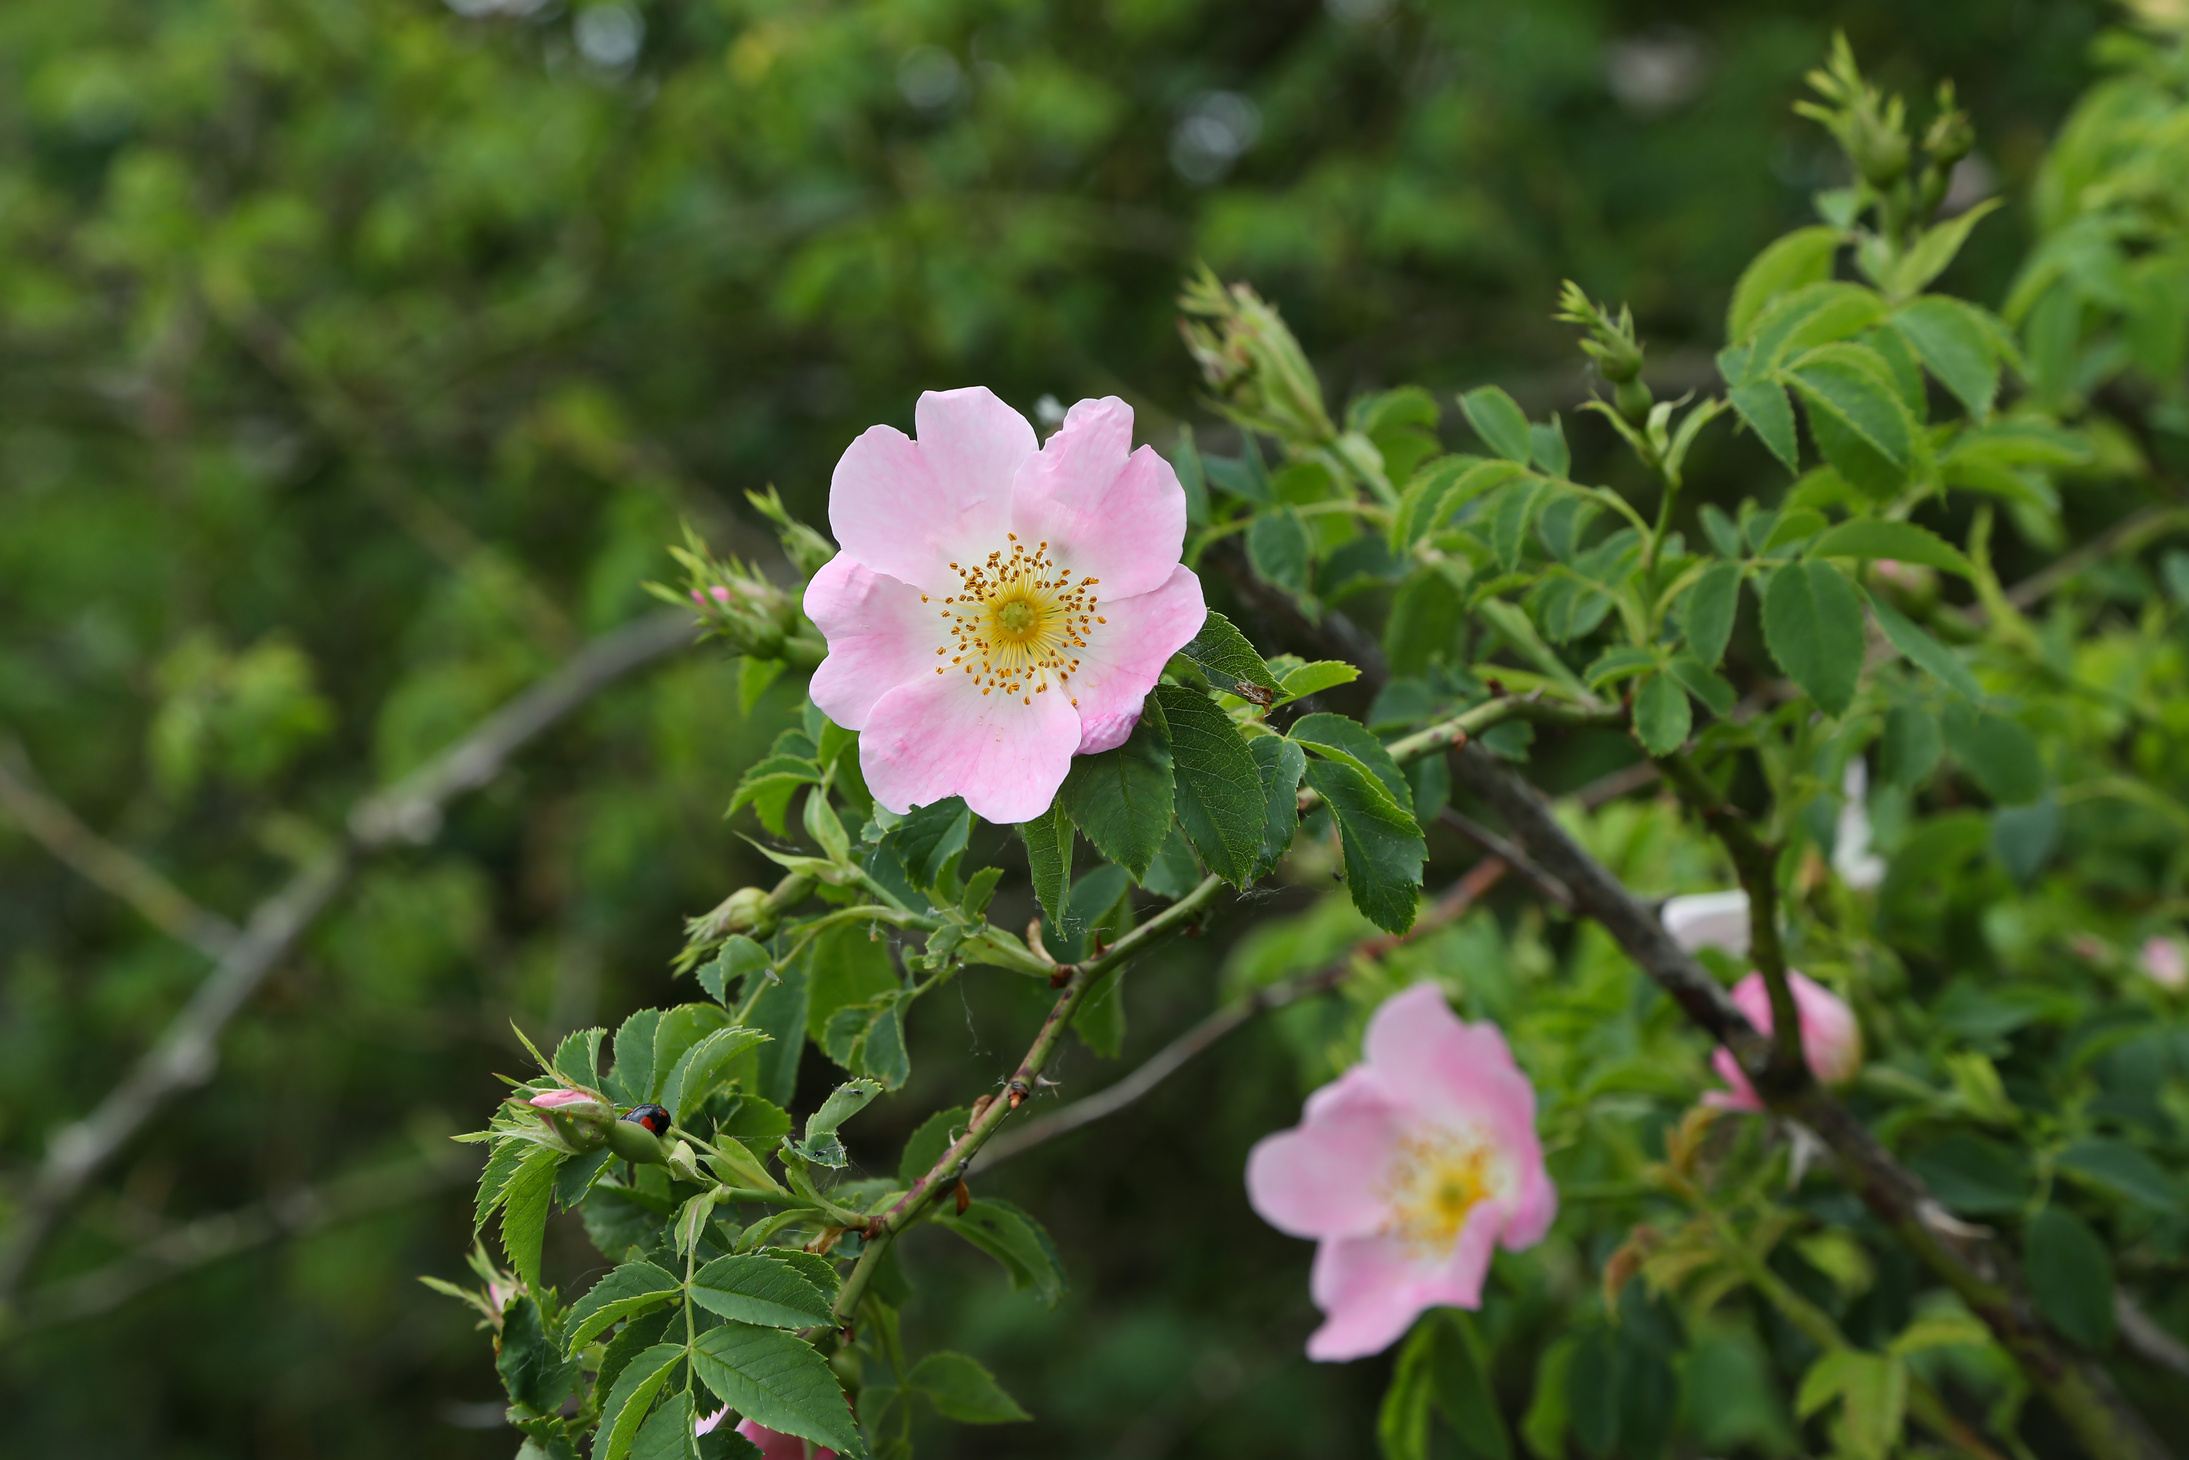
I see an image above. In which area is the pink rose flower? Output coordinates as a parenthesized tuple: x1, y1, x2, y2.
(694, 1410, 833, 1459)
(1706, 970, 1863, 1111)
(2140, 935, 2187, 990)
(1244, 984, 1557, 1361)
(527, 1088, 602, 1110)
(805, 388, 1207, 824)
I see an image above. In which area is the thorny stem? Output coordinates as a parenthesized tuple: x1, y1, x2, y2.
(1653, 751, 1807, 1095)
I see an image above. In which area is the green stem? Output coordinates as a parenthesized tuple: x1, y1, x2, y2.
(824, 873, 1228, 1329)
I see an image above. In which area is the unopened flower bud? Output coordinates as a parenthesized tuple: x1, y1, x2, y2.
(1851, 111, 1910, 188)
(607, 1104, 672, 1164)
(529, 1089, 614, 1152)
(1707, 970, 1863, 1110)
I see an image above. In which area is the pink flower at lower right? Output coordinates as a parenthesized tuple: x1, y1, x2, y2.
(1244, 983, 1556, 1362)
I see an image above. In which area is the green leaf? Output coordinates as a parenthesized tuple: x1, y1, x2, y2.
(600, 1307, 677, 1403)
(1178, 610, 1280, 692)
(697, 936, 769, 1006)
(1565, 1329, 1618, 1459)
(1880, 703, 1942, 787)
(1681, 560, 1743, 667)
(1425, 458, 1533, 542)
(652, 1003, 730, 1105)
(553, 1027, 604, 1089)
(1247, 507, 1314, 598)
(1892, 296, 2001, 420)
(803, 922, 899, 1046)
(499, 1144, 565, 1290)
(689, 1254, 836, 1329)
(1489, 476, 1548, 570)
(1288, 712, 1412, 812)
(1744, 283, 1888, 378)
(1584, 645, 1657, 689)
(1909, 1133, 2031, 1216)
(1152, 684, 1265, 887)
(1943, 701, 2045, 805)
(691, 1323, 864, 1458)
(1275, 659, 1363, 704)
(1058, 706, 1175, 879)
(1665, 654, 1736, 717)
(2027, 1206, 2115, 1350)
(908, 1352, 1033, 1424)
(630, 1389, 701, 1460)
(1632, 673, 1692, 755)
(477, 1136, 531, 1234)
(1017, 799, 1073, 932)
(729, 754, 823, 838)
(1885, 197, 2002, 297)
(1760, 506, 1827, 554)
(933, 1198, 1066, 1308)
(1867, 591, 1983, 701)
(1303, 758, 1425, 934)
(2056, 1138, 2181, 1212)
(1787, 344, 1917, 497)
(1459, 386, 1533, 463)
(1795, 1351, 1905, 1460)
(566, 1261, 684, 1352)
(1072, 961, 1128, 1057)
(1760, 560, 1866, 716)
(606, 1008, 664, 1107)
(1809, 519, 1972, 578)
(597, 1342, 686, 1460)
(741, 949, 810, 1110)
(1430, 1313, 1512, 1460)
(1379, 1318, 1436, 1460)
(661, 1025, 771, 1117)
(498, 1293, 582, 1416)
(897, 1105, 971, 1189)
(1529, 416, 1571, 478)
(888, 796, 971, 887)
(1728, 382, 1800, 474)
(1249, 734, 1306, 878)
(805, 1076, 882, 1142)
(1727, 225, 1843, 341)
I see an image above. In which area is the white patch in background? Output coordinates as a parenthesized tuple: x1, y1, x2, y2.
(574, 2, 644, 70)
(1833, 759, 1887, 892)
(1603, 30, 1708, 117)
(1171, 91, 1262, 186)
(1662, 887, 1752, 957)
(898, 46, 965, 111)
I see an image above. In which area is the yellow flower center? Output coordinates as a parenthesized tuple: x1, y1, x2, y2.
(923, 534, 1104, 706)
(1381, 1129, 1500, 1255)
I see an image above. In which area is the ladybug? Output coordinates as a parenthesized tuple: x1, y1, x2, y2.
(622, 1103, 673, 1136)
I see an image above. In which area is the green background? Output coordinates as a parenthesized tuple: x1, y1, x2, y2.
(0, 0, 2117, 1454)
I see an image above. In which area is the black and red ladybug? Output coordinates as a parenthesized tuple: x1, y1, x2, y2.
(622, 1103, 673, 1136)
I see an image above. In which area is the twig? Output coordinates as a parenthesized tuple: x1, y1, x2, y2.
(2116, 1290, 2189, 1379)
(824, 875, 1229, 1327)
(1437, 808, 1573, 909)
(1445, 739, 2169, 1460)
(0, 742, 242, 962)
(973, 859, 1509, 1172)
(8, 1152, 476, 1335)
(0, 608, 695, 1301)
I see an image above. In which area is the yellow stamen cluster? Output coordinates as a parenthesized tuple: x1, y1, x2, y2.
(1380, 1128, 1498, 1255)
(921, 534, 1103, 706)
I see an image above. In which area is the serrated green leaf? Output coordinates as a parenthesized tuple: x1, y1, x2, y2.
(1885, 198, 2001, 298)
(2057, 1139, 2179, 1211)
(1153, 684, 1264, 887)
(1867, 591, 1983, 701)
(697, 936, 769, 1006)
(1760, 506, 1827, 554)
(606, 1008, 664, 1107)
(805, 1077, 882, 1143)
(692, 1323, 864, 1458)
(1787, 344, 1917, 497)
(1728, 381, 1800, 474)
(630, 1389, 700, 1460)
(1631, 673, 1692, 755)
(1893, 296, 2000, 420)
(1682, 560, 1743, 667)
(1809, 519, 1971, 578)
(1249, 734, 1306, 878)
(1018, 799, 1073, 932)
(499, 1293, 582, 1416)
(477, 1136, 532, 1234)
(933, 1198, 1067, 1308)
(1665, 654, 1736, 717)
(1459, 385, 1533, 463)
(1276, 659, 1362, 704)
(1247, 507, 1314, 598)
(898, 1105, 972, 1189)
(1178, 610, 1280, 692)
(729, 755, 823, 838)
(598, 1342, 686, 1460)
(908, 1351, 1032, 1424)
(1761, 559, 1865, 716)
(1584, 645, 1658, 689)
(1529, 416, 1571, 477)
(690, 1254, 835, 1329)
(652, 1003, 730, 1105)
(2027, 1206, 2114, 1350)
(662, 1024, 771, 1118)
(1490, 476, 1548, 570)
(1303, 758, 1424, 934)
(887, 796, 971, 887)
(499, 1144, 565, 1290)
(567, 1261, 684, 1352)
(553, 1028, 604, 1089)
(1289, 712, 1413, 813)
(1727, 225, 1842, 341)
(1746, 282, 1888, 377)
(1058, 706, 1174, 878)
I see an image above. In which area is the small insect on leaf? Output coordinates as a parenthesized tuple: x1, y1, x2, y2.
(955, 1179, 973, 1215)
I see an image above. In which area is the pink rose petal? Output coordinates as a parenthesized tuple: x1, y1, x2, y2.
(859, 668, 1080, 824)
(804, 554, 941, 733)
(828, 387, 1033, 594)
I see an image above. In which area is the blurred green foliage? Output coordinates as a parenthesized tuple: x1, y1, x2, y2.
(0, 0, 2149, 1455)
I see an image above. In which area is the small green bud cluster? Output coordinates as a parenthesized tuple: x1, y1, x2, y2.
(1554, 281, 1651, 424)
(1177, 265, 1339, 448)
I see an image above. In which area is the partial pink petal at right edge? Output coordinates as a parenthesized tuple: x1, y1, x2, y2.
(1305, 1233, 1438, 1361)
(859, 666, 1080, 825)
(1245, 1067, 1405, 1241)
(1063, 564, 1206, 751)
(829, 387, 1034, 594)
(804, 554, 942, 733)
(1012, 398, 1187, 600)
